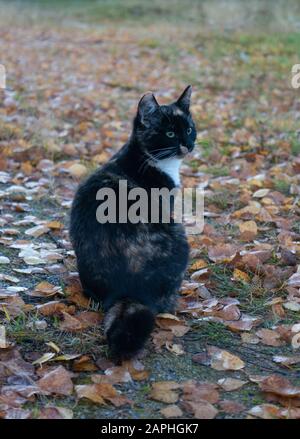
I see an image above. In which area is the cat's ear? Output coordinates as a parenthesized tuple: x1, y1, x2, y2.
(176, 85, 192, 113)
(137, 92, 160, 127)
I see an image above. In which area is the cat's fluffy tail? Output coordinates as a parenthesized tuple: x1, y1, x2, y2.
(104, 300, 155, 363)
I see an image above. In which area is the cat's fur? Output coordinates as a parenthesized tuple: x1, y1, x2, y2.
(70, 86, 197, 362)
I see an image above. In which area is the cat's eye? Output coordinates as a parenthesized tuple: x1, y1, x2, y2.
(166, 131, 175, 138)
(187, 127, 192, 135)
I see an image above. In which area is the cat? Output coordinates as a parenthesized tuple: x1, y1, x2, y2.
(70, 86, 197, 363)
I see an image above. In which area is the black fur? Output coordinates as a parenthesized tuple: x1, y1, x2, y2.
(105, 300, 155, 363)
(70, 86, 197, 362)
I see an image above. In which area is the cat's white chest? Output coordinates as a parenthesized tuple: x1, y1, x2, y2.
(155, 157, 182, 186)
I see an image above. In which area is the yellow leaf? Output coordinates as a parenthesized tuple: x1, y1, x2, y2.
(46, 341, 60, 353)
(233, 268, 250, 283)
(32, 352, 56, 365)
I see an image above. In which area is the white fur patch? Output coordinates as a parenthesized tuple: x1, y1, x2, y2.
(155, 157, 182, 186)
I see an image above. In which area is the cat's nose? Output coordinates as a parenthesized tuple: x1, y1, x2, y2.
(179, 145, 189, 156)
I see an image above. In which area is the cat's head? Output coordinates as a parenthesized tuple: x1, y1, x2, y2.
(133, 86, 197, 160)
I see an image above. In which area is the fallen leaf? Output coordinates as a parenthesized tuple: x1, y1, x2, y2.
(239, 220, 258, 241)
(248, 404, 283, 419)
(72, 355, 98, 372)
(27, 281, 63, 298)
(38, 406, 73, 419)
(272, 355, 300, 367)
(253, 189, 270, 198)
(256, 328, 283, 347)
(182, 380, 219, 404)
(150, 381, 181, 403)
(291, 333, 300, 350)
(75, 383, 130, 406)
(208, 244, 238, 263)
(37, 366, 74, 396)
(233, 268, 250, 283)
(217, 378, 247, 391)
(208, 346, 245, 371)
(32, 352, 56, 366)
(259, 375, 300, 398)
(219, 400, 245, 414)
(36, 301, 75, 316)
(68, 163, 88, 179)
(25, 225, 50, 238)
(160, 404, 183, 418)
(0, 256, 10, 264)
(165, 342, 184, 355)
(182, 400, 218, 419)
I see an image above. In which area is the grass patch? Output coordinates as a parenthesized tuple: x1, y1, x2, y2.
(203, 165, 230, 177)
(273, 179, 290, 195)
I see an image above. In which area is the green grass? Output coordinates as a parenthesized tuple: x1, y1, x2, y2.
(291, 139, 300, 156)
(273, 179, 291, 195)
(2, 0, 300, 32)
(203, 165, 230, 177)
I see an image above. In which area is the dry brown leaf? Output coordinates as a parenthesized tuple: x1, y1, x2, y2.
(190, 268, 210, 282)
(46, 221, 64, 230)
(38, 406, 73, 419)
(248, 404, 283, 419)
(272, 355, 300, 367)
(75, 383, 130, 407)
(259, 375, 300, 398)
(208, 244, 238, 264)
(76, 311, 103, 327)
(125, 359, 150, 381)
(150, 381, 181, 404)
(92, 367, 132, 384)
(36, 301, 75, 316)
(27, 281, 63, 298)
(182, 400, 218, 419)
(75, 384, 106, 405)
(25, 225, 50, 238)
(239, 220, 258, 241)
(156, 314, 190, 337)
(72, 355, 98, 372)
(65, 281, 90, 308)
(152, 330, 174, 352)
(217, 378, 247, 391)
(219, 400, 245, 414)
(215, 303, 241, 321)
(59, 312, 84, 331)
(208, 346, 245, 371)
(291, 333, 300, 350)
(160, 404, 183, 418)
(182, 380, 219, 404)
(256, 328, 283, 347)
(37, 366, 74, 396)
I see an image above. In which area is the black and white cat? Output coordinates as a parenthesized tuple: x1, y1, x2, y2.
(70, 86, 197, 362)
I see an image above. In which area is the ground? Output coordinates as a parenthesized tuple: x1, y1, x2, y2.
(0, 0, 300, 420)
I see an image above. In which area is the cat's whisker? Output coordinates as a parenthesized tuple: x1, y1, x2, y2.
(138, 155, 153, 174)
(150, 147, 174, 153)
